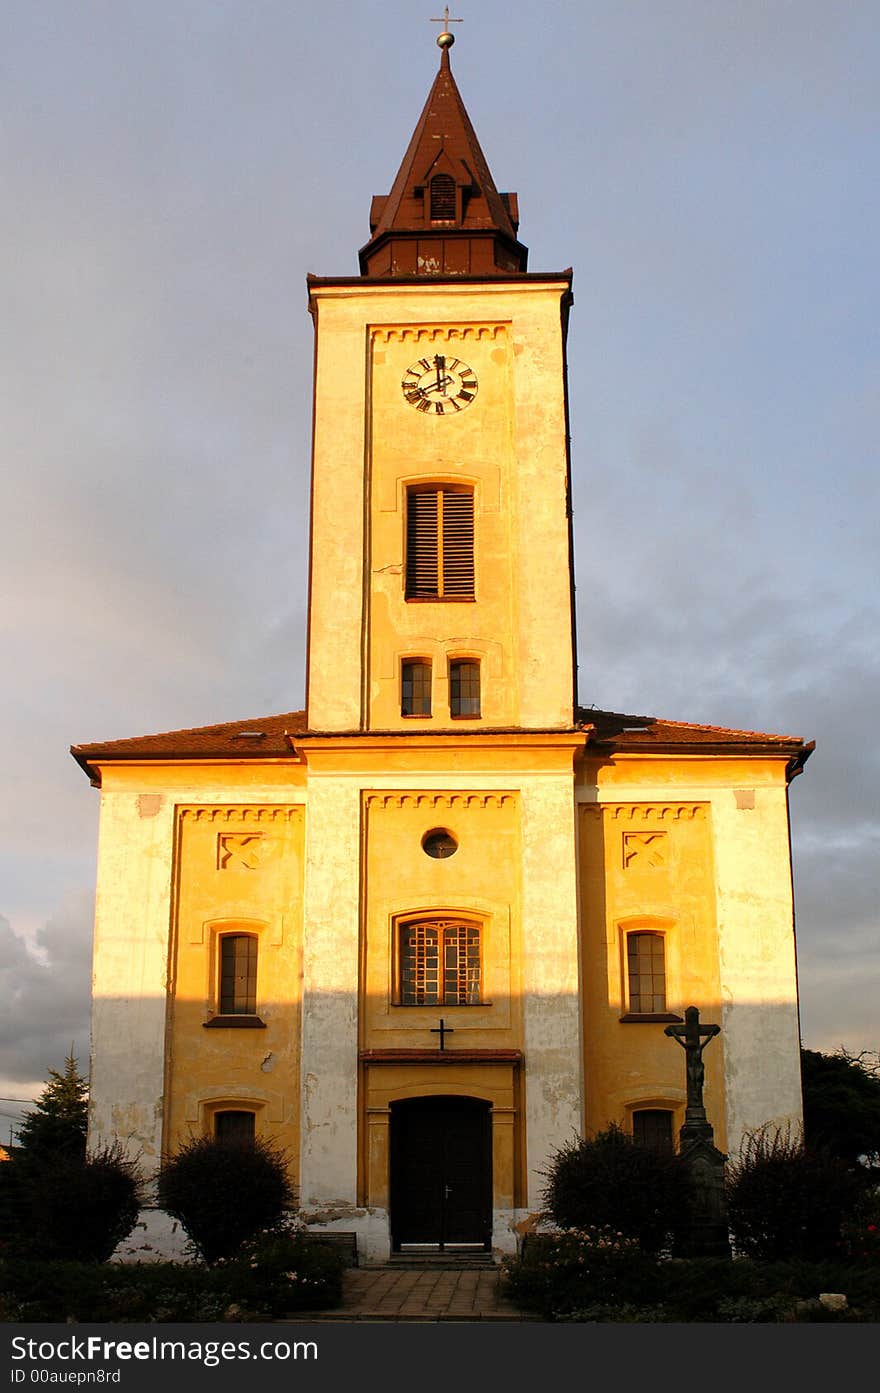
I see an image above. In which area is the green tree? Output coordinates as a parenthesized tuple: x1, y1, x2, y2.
(801, 1047, 880, 1164)
(16, 1048, 88, 1163)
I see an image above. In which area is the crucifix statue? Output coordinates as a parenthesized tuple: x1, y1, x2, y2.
(664, 1006, 720, 1135)
(431, 1018, 454, 1051)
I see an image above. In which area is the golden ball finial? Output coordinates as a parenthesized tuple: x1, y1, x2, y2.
(431, 9, 461, 50)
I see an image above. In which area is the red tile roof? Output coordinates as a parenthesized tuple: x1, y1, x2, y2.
(576, 707, 812, 757)
(71, 706, 812, 784)
(71, 710, 309, 782)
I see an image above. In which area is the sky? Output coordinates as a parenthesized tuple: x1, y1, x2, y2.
(1, 0, 878, 1137)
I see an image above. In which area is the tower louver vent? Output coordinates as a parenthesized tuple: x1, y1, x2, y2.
(430, 173, 456, 220)
(406, 488, 474, 600)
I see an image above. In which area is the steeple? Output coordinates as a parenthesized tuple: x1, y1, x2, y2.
(358, 26, 528, 278)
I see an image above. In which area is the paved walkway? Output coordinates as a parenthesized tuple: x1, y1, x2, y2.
(303, 1265, 541, 1322)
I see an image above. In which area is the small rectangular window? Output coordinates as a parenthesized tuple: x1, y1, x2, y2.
(449, 660, 481, 718)
(401, 660, 432, 716)
(632, 1109, 674, 1155)
(219, 934, 258, 1015)
(214, 1110, 256, 1144)
(626, 932, 666, 1013)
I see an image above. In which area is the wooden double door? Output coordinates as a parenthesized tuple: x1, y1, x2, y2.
(390, 1096, 492, 1250)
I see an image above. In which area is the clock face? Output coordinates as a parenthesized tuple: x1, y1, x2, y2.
(401, 354, 478, 414)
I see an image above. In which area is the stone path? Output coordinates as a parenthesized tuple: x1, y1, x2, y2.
(302, 1264, 541, 1322)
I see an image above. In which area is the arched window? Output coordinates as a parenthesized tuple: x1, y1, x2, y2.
(632, 1108, 674, 1155)
(398, 918, 481, 1005)
(214, 1109, 256, 1144)
(219, 933, 258, 1015)
(626, 931, 666, 1014)
(406, 486, 474, 600)
(430, 173, 456, 221)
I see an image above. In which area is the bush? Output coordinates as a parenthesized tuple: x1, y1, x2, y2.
(0, 1226, 346, 1323)
(541, 1125, 689, 1254)
(503, 1228, 661, 1318)
(218, 1219, 347, 1316)
(726, 1127, 869, 1262)
(157, 1134, 295, 1263)
(2, 1143, 142, 1263)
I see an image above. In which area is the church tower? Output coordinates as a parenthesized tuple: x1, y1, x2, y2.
(306, 28, 576, 735)
(73, 24, 810, 1265)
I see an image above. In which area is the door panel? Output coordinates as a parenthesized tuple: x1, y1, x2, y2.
(390, 1096, 492, 1249)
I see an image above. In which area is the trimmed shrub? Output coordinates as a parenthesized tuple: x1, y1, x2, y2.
(541, 1124, 689, 1253)
(157, 1134, 295, 1263)
(726, 1127, 869, 1262)
(3, 1143, 142, 1263)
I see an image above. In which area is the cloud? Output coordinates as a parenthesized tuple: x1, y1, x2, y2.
(0, 897, 94, 1099)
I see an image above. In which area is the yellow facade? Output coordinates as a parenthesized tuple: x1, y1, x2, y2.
(77, 40, 809, 1264)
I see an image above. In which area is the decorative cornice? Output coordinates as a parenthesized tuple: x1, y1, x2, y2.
(372, 323, 506, 345)
(359, 1049, 522, 1065)
(179, 806, 302, 824)
(365, 792, 515, 811)
(580, 802, 707, 822)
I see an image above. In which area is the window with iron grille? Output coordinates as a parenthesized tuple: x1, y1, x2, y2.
(398, 919, 481, 1005)
(430, 173, 456, 220)
(632, 1108, 674, 1155)
(401, 659, 432, 716)
(214, 1109, 256, 1143)
(405, 487, 474, 600)
(219, 933, 258, 1015)
(449, 659, 481, 717)
(626, 932, 666, 1013)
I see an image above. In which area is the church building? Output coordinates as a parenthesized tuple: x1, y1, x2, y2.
(72, 27, 812, 1264)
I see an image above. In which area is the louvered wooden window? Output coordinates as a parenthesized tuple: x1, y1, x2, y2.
(399, 919, 481, 1005)
(632, 1109, 674, 1155)
(219, 933, 258, 1015)
(430, 173, 456, 220)
(401, 660, 432, 716)
(406, 487, 474, 600)
(627, 932, 666, 1013)
(214, 1110, 256, 1144)
(449, 659, 481, 717)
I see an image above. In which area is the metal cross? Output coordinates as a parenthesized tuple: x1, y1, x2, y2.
(431, 9, 463, 35)
(431, 1017, 454, 1051)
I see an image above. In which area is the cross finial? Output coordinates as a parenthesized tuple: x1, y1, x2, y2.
(431, 8, 462, 50)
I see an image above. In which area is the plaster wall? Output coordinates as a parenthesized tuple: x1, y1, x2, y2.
(298, 775, 362, 1214)
(580, 754, 803, 1159)
(520, 773, 583, 1205)
(307, 280, 574, 734)
(88, 764, 307, 1177)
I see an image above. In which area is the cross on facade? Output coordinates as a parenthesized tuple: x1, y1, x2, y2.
(431, 1017, 454, 1051)
(664, 1005, 720, 1131)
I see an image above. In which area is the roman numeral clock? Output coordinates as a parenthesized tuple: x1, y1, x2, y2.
(402, 353, 478, 414)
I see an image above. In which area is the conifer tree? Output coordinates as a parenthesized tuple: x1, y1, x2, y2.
(16, 1047, 88, 1164)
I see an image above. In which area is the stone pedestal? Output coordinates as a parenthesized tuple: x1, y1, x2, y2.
(675, 1131, 731, 1259)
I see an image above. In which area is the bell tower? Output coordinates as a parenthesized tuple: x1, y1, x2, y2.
(305, 25, 577, 733)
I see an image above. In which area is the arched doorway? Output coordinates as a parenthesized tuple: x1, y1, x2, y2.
(390, 1096, 492, 1251)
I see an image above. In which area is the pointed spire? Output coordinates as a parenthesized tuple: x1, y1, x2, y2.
(358, 29, 528, 278)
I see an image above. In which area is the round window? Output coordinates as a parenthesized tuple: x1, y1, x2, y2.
(421, 829, 458, 859)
